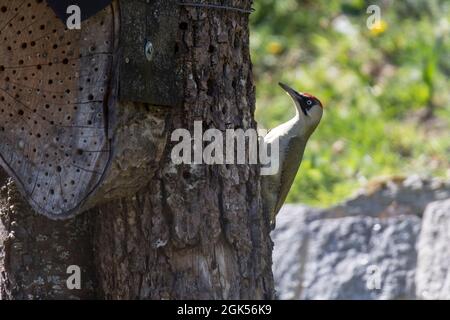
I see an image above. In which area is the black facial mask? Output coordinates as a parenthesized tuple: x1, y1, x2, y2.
(46, 0, 113, 22)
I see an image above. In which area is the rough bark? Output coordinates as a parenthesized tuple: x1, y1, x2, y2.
(93, 0, 274, 300)
(0, 0, 274, 300)
(0, 169, 96, 299)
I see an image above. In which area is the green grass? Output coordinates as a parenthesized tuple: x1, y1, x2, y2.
(251, 0, 450, 207)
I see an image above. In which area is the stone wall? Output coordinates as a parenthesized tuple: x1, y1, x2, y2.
(272, 176, 450, 300)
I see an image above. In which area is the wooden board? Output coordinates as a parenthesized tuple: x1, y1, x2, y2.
(118, 0, 183, 107)
(0, 0, 116, 219)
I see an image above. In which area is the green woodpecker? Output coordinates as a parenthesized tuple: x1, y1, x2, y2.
(261, 83, 324, 228)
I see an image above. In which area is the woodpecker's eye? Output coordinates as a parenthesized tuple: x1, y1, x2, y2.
(307, 100, 312, 105)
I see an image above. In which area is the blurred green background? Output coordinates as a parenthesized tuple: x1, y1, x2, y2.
(251, 0, 450, 207)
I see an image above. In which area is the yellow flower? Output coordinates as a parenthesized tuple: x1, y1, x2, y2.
(266, 41, 283, 55)
(369, 20, 388, 36)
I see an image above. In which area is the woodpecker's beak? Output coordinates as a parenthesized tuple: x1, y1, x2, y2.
(279, 82, 297, 97)
(279, 82, 308, 116)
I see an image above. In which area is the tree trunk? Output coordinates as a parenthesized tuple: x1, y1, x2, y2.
(0, 169, 97, 299)
(0, 0, 274, 300)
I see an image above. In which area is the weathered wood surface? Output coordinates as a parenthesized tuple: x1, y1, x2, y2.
(0, 1, 116, 219)
(119, 0, 183, 107)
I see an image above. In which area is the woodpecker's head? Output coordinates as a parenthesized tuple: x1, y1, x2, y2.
(279, 82, 323, 134)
